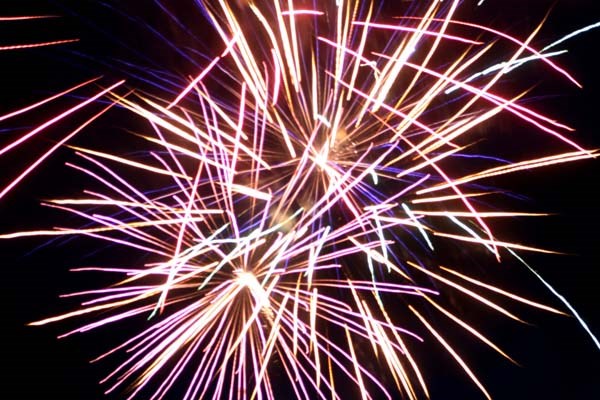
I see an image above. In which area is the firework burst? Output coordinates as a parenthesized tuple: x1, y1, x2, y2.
(2, 1, 599, 399)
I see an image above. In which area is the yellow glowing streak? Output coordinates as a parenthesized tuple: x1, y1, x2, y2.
(433, 232, 560, 254)
(67, 146, 191, 180)
(250, 294, 289, 400)
(423, 150, 597, 195)
(0, 38, 79, 51)
(411, 192, 493, 204)
(410, 306, 492, 400)
(439, 266, 566, 315)
(410, 210, 546, 218)
(420, 293, 519, 364)
(407, 261, 524, 322)
(310, 288, 322, 389)
(344, 324, 368, 400)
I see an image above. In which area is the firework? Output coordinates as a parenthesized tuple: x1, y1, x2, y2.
(0, 15, 78, 51)
(2, 1, 598, 399)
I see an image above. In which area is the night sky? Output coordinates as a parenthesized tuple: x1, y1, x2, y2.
(1, 1, 599, 399)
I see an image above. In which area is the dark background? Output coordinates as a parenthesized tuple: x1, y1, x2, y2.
(1, 1, 599, 399)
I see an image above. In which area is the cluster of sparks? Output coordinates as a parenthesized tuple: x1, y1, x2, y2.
(1, 1, 599, 399)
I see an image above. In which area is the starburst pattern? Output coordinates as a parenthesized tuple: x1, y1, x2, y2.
(1, 1, 598, 399)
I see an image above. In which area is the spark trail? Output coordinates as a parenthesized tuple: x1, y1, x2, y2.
(1, 1, 598, 399)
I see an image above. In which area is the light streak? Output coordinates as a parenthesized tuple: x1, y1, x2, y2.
(1, 1, 597, 399)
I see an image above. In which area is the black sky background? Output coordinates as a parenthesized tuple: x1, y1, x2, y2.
(1, 1, 599, 399)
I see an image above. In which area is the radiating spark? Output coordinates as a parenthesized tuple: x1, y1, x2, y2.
(0, 15, 58, 21)
(0, 38, 78, 51)
(0, 1, 597, 399)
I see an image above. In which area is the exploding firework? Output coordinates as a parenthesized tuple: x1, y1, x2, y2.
(2, 1, 599, 399)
